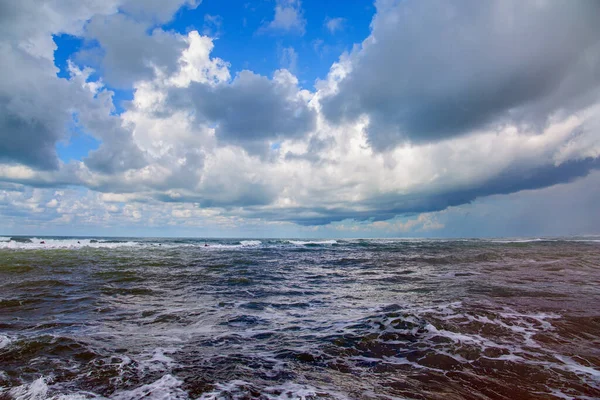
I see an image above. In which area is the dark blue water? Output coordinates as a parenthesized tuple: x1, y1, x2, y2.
(1, 237, 599, 399)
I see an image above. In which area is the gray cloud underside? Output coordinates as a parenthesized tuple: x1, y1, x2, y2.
(119, 0, 199, 24)
(0, 46, 75, 170)
(3, 156, 599, 226)
(169, 70, 316, 155)
(154, 183, 276, 208)
(322, 0, 600, 151)
(78, 14, 186, 88)
(0, 0, 159, 172)
(235, 158, 600, 226)
(0, 102, 62, 170)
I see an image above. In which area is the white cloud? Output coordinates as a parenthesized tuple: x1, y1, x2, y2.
(324, 17, 345, 34)
(78, 13, 188, 87)
(279, 46, 298, 72)
(261, 0, 306, 35)
(0, 0, 599, 236)
(46, 199, 59, 208)
(321, 1, 600, 151)
(203, 14, 223, 38)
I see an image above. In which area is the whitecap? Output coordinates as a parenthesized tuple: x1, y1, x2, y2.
(198, 380, 350, 400)
(0, 334, 12, 349)
(111, 375, 188, 400)
(288, 240, 337, 246)
(240, 240, 262, 247)
(3, 377, 49, 400)
(0, 238, 140, 250)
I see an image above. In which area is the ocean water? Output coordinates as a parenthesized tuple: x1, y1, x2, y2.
(0, 236, 599, 399)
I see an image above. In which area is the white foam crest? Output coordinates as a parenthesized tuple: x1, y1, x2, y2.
(424, 323, 499, 349)
(0, 236, 10, 242)
(0, 238, 140, 250)
(357, 302, 568, 368)
(99, 354, 135, 388)
(0, 334, 12, 349)
(479, 351, 526, 363)
(197, 240, 263, 249)
(4, 377, 49, 400)
(139, 347, 177, 372)
(490, 238, 544, 243)
(288, 240, 337, 246)
(50, 394, 103, 400)
(547, 388, 598, 400)
(111, 375, 188, 400)
(202, 243, 245, 250)
(553, 355, 600, 380)
(240, 240, 262, 247)
(0, 377, 106, 400)
(1, 375, 194, 400)
(198, 380, 349, 400)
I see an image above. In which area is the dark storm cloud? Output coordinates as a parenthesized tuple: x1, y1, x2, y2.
(0, 182, 25, 192)
(321, 0, 600, 150)
(84, 142, 148, 174)
(284, 136, 337, 163)
(119, 0, 199, 24)
(0, 45, 77, 171)
(0, 100, 61, 170)
(238, 158, 600, 226)
(78, 13, 187, 88)
(153, 182, 276, 208)
(169, 70, 316, 155)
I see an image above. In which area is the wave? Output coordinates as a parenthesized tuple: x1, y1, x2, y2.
(288, 240, 338, 246)
(0, 334, 12, 349)
(3, 236, 595, 251)
(0, 375, 348, 400)
(0, 238, 140, 250)
(240, 240, 262, 247)
(198, 380, 348, 400)
(487, 237, 600, 244)
(490, 238, 545, 243)
(0, 374, 188, 400)
(8, 236, 33, 243)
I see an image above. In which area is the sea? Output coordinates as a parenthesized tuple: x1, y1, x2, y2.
(0, 236, 599, 400)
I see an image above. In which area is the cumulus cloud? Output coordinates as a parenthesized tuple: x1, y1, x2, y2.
(168, 68, 316, 156)
(1, 0, 600, 235)
(119, 0, 199, 24)
(260, 0, 306, 35)
(0, 0, 120, 170)
(324, 17, 345, 34)
(78, 14, 188, 87)
(321, 0, 600, 150)
(279, 46, 298, 72)
(203, 14, 223, 38)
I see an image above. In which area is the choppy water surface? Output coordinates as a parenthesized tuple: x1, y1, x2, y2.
(1, 237, 599, 399)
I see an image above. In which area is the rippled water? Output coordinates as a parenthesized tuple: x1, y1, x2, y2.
(1, 237, 599, 399)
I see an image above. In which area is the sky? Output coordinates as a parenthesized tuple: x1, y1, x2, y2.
(1, 0, 600, 238)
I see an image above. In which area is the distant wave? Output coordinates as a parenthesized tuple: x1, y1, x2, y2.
(490, 238, 545, 243)
(288, 240, 338, 246)
(2, 236, 597, 251)
(0, 238, 140, 250)
(8, 237, 33, 243)
(240, 240, 262, 247)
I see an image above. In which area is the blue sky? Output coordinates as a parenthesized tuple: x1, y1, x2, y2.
(51, 0, 374, 165)
(1, 0, 600, 237)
